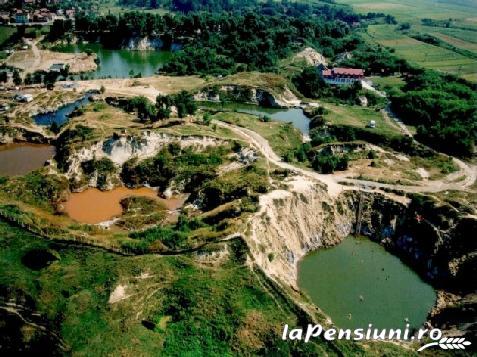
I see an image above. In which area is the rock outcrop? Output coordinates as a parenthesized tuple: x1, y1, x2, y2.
(195, 84, 300, 108)
(124, 37, 164, 50)
(64, 131, 226, 190)
(294, 47, 328, 66)
(246, 177, 355, 287)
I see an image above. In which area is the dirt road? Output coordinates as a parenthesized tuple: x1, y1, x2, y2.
(214, 121, 476, 196)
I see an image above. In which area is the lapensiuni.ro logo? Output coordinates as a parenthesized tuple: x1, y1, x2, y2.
(282, 324, 472, 352)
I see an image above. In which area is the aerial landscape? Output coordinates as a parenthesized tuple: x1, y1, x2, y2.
(0, 0, 475, 355)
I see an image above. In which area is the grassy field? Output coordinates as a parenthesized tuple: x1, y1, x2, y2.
(0, 26, 16, 47)
(322, 102, 403, 138)
(98, 0, 170, 15)
(211, 111, 303, 156)
(414, 25, 477, 53)
(0, 220, 415, 355)
(368, 75, 405, 91)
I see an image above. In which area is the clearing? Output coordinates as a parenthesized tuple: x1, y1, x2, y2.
(5, 40, 97, 75)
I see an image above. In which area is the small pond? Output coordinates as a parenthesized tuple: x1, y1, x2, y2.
(34, 94, 92, 126)
(200, 102, 310, 134)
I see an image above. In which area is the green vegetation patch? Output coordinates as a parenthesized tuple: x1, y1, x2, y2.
(198, 165, 269, 211)
(117, 196, 167, 230)
(0, 220, 410, 355)
(0, 171, 69, 212)
(211, 111, 303, 157)
(121, 144, 229, 191)
(390, 70, 476, 157)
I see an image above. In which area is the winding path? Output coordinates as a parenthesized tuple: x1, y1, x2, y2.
(214, 120, 476, 196)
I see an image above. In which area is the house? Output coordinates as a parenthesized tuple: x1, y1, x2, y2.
(49, 63, 67, 73)
(15, 10, 29, 24)
(321, 67, 364, 85)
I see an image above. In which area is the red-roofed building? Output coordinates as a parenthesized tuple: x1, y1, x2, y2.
(321, 67, 364, 85)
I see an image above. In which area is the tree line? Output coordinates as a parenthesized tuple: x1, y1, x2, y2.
(53, 1, 367, 75)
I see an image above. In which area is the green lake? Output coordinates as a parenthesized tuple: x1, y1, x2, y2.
(298, 236, 436, 330)
(54, 43, 172, 78)
(199, 102, 310, 134)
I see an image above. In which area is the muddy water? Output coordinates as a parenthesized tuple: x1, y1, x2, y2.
(299, 236, 436, 330)
(0, 143, 55, 176)
(63, 187, 184, 224)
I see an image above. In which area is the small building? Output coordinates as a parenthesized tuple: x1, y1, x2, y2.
(367, 120, 376, 129)
(321, 67, 364, 85)
(49, 63, 67, 73)
(15, 94, 33, 103)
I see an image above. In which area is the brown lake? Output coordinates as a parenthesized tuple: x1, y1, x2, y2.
(63, 187, 184, 224)
(0, 143, 55, 176)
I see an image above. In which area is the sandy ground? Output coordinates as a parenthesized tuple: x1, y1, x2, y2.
(5, 39, 97, 75)
(73, 76, 206, 102)
(6, 49, 97, 74)
(109, 284, 129, 303)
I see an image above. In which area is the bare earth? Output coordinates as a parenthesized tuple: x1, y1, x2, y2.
(5, 39, 97, 74)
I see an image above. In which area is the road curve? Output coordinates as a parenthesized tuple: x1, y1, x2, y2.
(214, 120, 476, 196)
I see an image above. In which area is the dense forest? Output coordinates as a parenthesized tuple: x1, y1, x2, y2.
(118, 0, 257, 13)
(64, 2, 365, 74)
(391, 71, 476, 157)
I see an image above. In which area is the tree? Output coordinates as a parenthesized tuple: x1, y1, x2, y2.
(49, 19, 73, 40)
(43, 72, 59, 88)
(12, 70, 22, 86)
(60, 64, 70, 78)
(203, 112, 212, 125)
(293, 67, 329, 98)
(155, 94, 173, 119)
(50, 122, 61, 134)
(127, 96, 157, 121)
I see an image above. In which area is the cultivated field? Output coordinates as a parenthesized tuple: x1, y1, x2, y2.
(337, 0, 477, 81)
(365, 25, 477, 81)
(336, 0, 477, 23)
